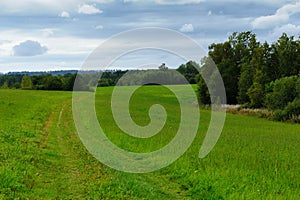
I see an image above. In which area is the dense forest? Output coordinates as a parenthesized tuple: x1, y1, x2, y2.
(1, 31, 299, 121)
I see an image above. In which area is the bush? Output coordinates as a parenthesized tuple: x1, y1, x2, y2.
(265, 76, 297, 110)
(273, 99, 300, 122)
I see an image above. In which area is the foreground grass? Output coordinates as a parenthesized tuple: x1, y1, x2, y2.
(0, 87, 299, 199)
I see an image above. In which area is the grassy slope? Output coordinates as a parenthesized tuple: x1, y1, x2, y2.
(0, 87, 299, 199)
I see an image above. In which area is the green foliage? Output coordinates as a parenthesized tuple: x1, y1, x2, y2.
(265, 76, 297, 110)
(0, 73, 91, 91)
(98, 78, 113, 87)
(283, 98, 300, 121)
(204, 31, 300, 108)
(247, 82, 264, 108)
(275, 33, 299, 77)
(296, 76, 300, 98)
(116, 70, 186, 86)
(209, 40, 238, 104)
(238, 62, 254, 104)
(73, 74, 94, 91)
(273, 99, 300, 122)
(44, 75, 63, 90)
(176, 61, 200, 84)
(197, 57, 219, 105)
(97, 70, 127, 87)
(62, 73, 76, 91)
(197, 76, 210, 105)
(263, 75, 300, 122)
(158, 63, 168, 71)
(21, 75, 33, 89)
(0, 74, 23, 88)
(1, 81, 9, 89)
(12, 82, 21, 89)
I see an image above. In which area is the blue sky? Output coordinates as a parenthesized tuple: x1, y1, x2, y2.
(0, 0, 300, 72)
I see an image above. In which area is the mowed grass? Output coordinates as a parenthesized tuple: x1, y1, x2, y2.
(0, 86, 299, 199)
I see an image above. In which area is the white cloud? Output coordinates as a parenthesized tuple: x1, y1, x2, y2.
(0, 29, 103, 57)
(60, 11, 70, 18)
(179, 24, 194, 33)
(13, 40, 48, 57)
(273, 24, 300, 37)
(95, 25, 104, 30)
(252, 1, 300, 29)
(207, 10, 212, 16)
(123, 0, 205, 4)
(78, 4, 102, 14)
(0, 0, 114, 13)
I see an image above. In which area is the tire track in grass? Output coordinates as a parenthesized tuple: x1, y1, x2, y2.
(33, 98, 118, 199)
(33, 96, 193, 199)
(32, 100, 100, 198)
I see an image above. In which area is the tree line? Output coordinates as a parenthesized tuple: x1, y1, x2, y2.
(1, 73, 76, 90)
(198, 31, 300, 122)
(0, 66, 199, 90)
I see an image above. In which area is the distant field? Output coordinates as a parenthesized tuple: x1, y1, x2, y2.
(0, 86, 299, 199)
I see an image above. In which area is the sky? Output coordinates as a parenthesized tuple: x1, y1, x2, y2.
(0, 0, 300, 73)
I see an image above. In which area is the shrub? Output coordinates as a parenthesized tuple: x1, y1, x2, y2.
(265, 76, 297, 110)
(273, 99, 300, 122)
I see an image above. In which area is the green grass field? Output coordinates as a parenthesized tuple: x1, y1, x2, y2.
(0, 86, 299, 199)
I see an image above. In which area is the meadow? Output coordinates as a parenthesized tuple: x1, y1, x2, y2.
(0, 86, 299, 199)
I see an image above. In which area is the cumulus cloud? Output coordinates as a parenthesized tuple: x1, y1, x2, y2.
(78, 4, 102, 14)
(180, 24, 194, 33)
(13, 40, 48, 56)
(60, 11, 70, 18)
(252, 1, 300, 29)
